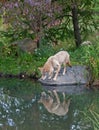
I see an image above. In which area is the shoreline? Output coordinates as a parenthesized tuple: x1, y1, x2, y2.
(0, 72, 39, 80)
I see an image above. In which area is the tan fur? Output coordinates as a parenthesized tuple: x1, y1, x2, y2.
(38, 90, 71, 116)
(38, 51, 71, 80)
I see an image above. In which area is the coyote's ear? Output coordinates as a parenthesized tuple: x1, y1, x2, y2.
(38, 67, 43, 72)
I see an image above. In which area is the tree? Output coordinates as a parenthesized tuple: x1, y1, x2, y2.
(71, 0, 82, 47)
(0, 0, 98, 47)
(0, 0, 61, 46)
(52, 0, 97, 47)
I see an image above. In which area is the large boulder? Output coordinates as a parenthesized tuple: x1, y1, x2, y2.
(39, 65, 91, 86)
(12, 38, 38, 53)
(39, 65, 91, 94)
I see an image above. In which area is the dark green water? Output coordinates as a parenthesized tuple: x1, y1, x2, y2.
(0, 78, 99, 130)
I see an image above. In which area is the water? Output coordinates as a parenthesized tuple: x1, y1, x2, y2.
(0, 78, 99, 130)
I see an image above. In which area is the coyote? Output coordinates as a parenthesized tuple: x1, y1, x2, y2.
(38, 90, 71, 116)
(39, 51, 71, 80)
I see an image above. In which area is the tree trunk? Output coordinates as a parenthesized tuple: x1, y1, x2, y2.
(71, 3, 82, 47)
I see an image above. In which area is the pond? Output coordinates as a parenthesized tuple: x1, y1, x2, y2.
(0, 78, 99, 130)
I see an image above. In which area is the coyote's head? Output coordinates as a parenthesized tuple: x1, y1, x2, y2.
(38, 67, 48, 80)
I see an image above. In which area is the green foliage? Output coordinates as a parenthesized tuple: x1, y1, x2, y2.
(34, 38, 55, 58)
(71, 42, 99, 79)
(0, 0, 99, 80)
(0, 31, 99, 80)
(0, 0, 98, 46)
(80, 94, 99, 130)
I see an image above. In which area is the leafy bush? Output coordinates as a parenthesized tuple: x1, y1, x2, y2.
(71, 42, 99, 80)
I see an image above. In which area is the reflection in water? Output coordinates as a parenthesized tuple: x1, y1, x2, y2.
(0, 78, 41, 130)
(0, 87, 36, 130)
(38, 90, 70, 116)
(0, 78, 98, 130)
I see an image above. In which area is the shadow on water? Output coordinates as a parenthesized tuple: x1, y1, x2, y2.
(0, 78, 99, 130)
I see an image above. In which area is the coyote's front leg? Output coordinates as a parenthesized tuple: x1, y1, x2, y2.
(48, 71, 53, 79)
(53, 65, 61, 81)
(63, 66, 66, 75)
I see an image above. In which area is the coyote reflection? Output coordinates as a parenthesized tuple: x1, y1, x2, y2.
(38, 90, 70, 116)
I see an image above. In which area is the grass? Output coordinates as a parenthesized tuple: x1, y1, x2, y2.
(80, 97, 99, 130)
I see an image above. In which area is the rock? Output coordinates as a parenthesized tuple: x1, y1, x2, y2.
(42, 84, 89, 94)
(12, 38, 37, 53)
(39, 65, 91, 86)
(92, 80, 99, 88)
(81, 41, 92, 46)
